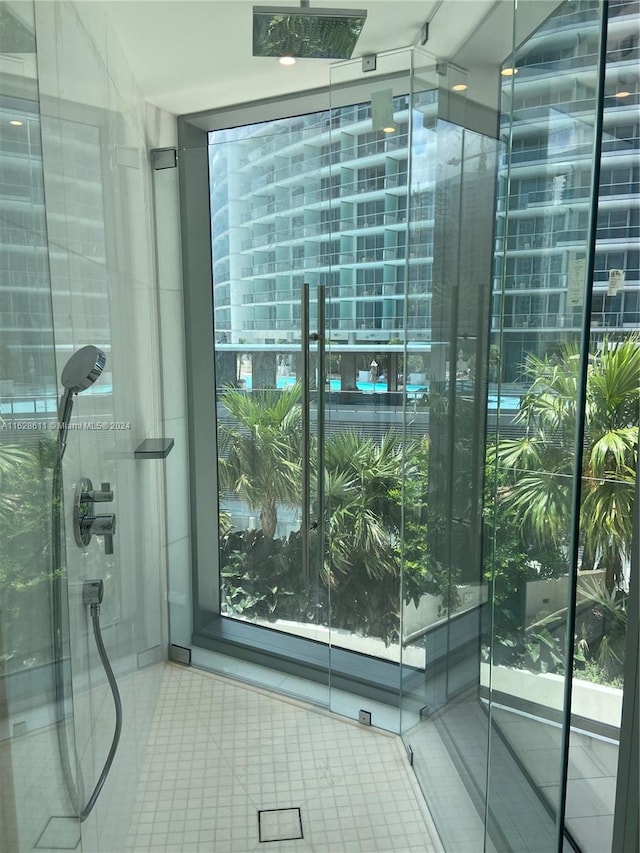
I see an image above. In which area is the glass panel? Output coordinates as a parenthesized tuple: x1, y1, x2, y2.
(565, 2, 640, 847)
(326, 49, 413, 727)
(181, 1, 638, 846)
(398, 43, 501, 852)
(180, 1, 638, 847)
(486, 1, 607, 851)
(199, 118, 331, 705)
(196, 51, 418, 721)
(0, 2, 80, 849)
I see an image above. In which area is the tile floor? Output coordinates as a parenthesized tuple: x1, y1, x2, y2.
(3, 660, 618, 852)
(402, 713, 492, 853)
(124, 663, 444, 852)
(0, 662, 164, 853)
(406, 696, 620, 853)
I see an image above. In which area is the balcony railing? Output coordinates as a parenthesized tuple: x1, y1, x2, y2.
(509, 142, 594, 165)
(504, 275, 564, 289)
(354, 179, 385, 194)
(355, 213, 385, 229)
(501, 312, 564, 329)
(591, 310, 640, 328)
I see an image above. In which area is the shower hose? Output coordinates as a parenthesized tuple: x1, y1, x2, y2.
(52, 455, 123, 822)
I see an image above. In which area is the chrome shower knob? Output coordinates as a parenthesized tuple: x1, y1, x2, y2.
(74, 478, 117, 555)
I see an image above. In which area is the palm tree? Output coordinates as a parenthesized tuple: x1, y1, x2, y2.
(0, 437, 49, 667)
(322, 430, 405, 582)
(581, 338, 640, 588)
(218, 384, 302, 539)
(319, 431, 408, 639)
(490, 335, 640, 591)
(0, 439, 37, 523)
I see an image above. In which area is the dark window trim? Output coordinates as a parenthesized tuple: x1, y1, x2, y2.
(193, 603, 486, 707)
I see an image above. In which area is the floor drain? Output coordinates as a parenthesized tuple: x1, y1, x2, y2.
(35, 816, 81, 849)
(258, 807, 303, 843)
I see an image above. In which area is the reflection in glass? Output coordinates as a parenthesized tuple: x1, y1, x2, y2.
(0, 2, 73, 849)
(563, 3, 640, 837)
(484, 1, 638, 851)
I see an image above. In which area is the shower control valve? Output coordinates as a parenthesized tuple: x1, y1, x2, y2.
(82, 514, 116, 536)
(78, 513, 116, 555)
(84, 482, 113, 502)
(74, 478, 117, 555)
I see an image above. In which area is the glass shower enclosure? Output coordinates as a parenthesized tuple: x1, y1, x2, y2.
(179, 1, 637, 850)
(0, 3, 79, 848)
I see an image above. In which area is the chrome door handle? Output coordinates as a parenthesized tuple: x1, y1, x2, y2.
(302, 283, 311, 583)
(301, 282, 325, 588)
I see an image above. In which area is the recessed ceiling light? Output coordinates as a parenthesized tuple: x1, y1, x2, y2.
(279, 55, 296, 66)
(382, 126, 396, 134)
(9, 119, 23, 126)
(614, 90, 631, 98)
(452, 83, 468, 92)
(501, 67, 518, 76)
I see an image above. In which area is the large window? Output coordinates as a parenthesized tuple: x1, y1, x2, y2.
(205, 93, 434, 660)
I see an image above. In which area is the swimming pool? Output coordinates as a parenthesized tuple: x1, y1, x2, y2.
(238, 376, 521, 410)
(0, 381, 521, 416)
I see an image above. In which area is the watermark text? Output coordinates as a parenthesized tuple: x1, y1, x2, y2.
(1, 421, 131, 431)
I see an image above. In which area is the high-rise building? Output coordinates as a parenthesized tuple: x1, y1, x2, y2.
(494, 0, 639, 380)
(208, 0, 639, 386)
(209, 95, 428, 347)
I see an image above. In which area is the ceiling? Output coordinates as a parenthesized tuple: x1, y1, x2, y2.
(103, 0, 500, 116)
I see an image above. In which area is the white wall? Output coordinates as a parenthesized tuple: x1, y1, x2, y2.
(31, 2, 182, 849)
(145, 104, 193, 651)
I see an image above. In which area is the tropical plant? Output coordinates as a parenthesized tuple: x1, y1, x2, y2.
(0, 436, 54, 670)
(219, 528, 322, 624)
(482, 456, 568, 669)
(515, 575, 630, 683)
(396, 436, 461, 614)
(322, 430, 403, 583)
(0, 438, 38, 523)
(488, 335, 639, 592)
(218, 401, 461, 643)
(574, 577, 628, 681)
(523, 626, 565, 674)
(581, 338, 639, 588)
(218, 383, 303, 539)
(319, 431, 405, 639)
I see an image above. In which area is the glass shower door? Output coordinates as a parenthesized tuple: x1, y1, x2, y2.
(192, 53, 419, 720)
(188, 124, 332, 707)
(395, 2, 612, 851)
(324, 45, 494, 734)
(396, 43, 500, 852)
(0, 1, 80, 849)
(325, 49, 414, 727)
(486, 3, 609, 851)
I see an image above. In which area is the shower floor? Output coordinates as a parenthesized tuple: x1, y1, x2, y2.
(123, 663, 442, 852)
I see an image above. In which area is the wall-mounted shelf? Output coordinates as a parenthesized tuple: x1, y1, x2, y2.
(134, 438, 174, 459)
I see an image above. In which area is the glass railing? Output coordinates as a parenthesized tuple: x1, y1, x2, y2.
(503, 274, 564, 289)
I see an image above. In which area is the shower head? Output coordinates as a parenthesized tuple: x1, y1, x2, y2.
(57, 346, 106, 457)
(253, 3, 367, 60)
(61, 345, 106, 394)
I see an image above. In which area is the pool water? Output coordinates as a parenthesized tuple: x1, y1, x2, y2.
(239, 375, 520, 410)
(1, 381, 520, 416)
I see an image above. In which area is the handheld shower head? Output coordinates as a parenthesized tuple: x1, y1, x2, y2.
(61, 345, 106, 393)
(58, 346, 106, 456)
